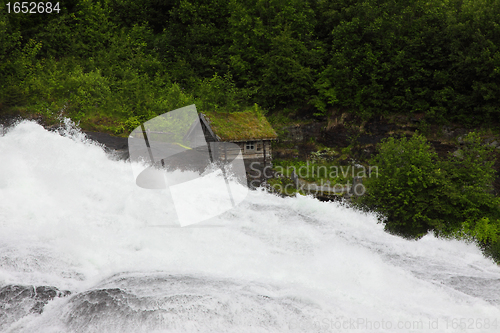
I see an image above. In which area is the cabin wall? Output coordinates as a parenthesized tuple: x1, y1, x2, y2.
(210, 141, 274, 187)
(238, 140, 273, 187)
(195, 133, 275, 187)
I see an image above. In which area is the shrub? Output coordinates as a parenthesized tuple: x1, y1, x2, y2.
(359, 134, 446, 237)
(359, 132, 500, 242)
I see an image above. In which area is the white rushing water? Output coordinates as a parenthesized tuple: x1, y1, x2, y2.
(1, 120, 500, 332)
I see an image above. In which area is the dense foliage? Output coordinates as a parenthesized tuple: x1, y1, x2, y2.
(315, 0, 500, 125)
(358, 133, 500, 259)
(1, 0, 499, 132)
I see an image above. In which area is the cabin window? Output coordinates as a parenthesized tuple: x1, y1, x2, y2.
(245, 141, 255, 152)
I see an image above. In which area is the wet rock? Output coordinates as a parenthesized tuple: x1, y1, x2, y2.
(410, 113, 425, 123)
(273, 148, 299, 159)
(108, 148, 130, 161)
(321, 115, 399, 148)
(281, 125, 303, 141)
(320, 124, 349, 147)
(358, 134, 384, 145)
(83, 131, 130, 161)
(54, 273, 318, 333)
(298, 142, 316, 159)
(442, 126, 456, 140)
(430, 141, 456, 159)
(365, 120, 398, 136)
(0, 113, 24, 129)
(0, 285, 71, 330)
(81, 132, 127, 151)
(280, 122, 325, 143)
(452, 149, 463, 159)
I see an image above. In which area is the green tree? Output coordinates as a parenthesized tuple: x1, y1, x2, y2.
(360, 133, 500, 240)
(445, 0, 500, 125)
(228, 0, 322, 108)
(360, 134, 448, 237)
(0, 4, 22, 104)
(315, 0, 500, 124)
(443, 133, 500, 239)
(316, 0, 453, 119)
(156, 0, 232, 87)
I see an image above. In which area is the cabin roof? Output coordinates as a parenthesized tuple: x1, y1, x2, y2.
(202, 111, 278, 142)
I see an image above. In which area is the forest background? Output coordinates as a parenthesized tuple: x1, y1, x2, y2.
(1, 0, 499, 132)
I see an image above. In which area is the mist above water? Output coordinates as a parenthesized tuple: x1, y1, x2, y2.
(1, 120, 500, 332)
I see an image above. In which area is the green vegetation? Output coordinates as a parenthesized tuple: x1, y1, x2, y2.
(315, 0, 500, 126)
(267, 176, 301, 197)
(204, 105, 277, 141)
(1, 0, 499, 132)
(357, 133, 500, 261)
(273, 159, 365, 185)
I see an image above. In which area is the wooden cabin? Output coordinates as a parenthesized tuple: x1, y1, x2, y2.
(186, 110, 278, 186)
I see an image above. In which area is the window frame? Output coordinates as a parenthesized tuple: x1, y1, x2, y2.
(244, 141, 256, 153)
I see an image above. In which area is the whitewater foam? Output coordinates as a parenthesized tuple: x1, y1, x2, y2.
(1, 120, 500, 332)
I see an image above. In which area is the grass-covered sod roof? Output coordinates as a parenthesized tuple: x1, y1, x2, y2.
(203, 110, 278, 142)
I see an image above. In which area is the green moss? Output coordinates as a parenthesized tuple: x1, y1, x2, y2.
(267, 177, 301, 197)
(203, 106, 277, 141)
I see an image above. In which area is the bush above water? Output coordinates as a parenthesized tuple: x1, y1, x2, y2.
(357, 132, 500, 261)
